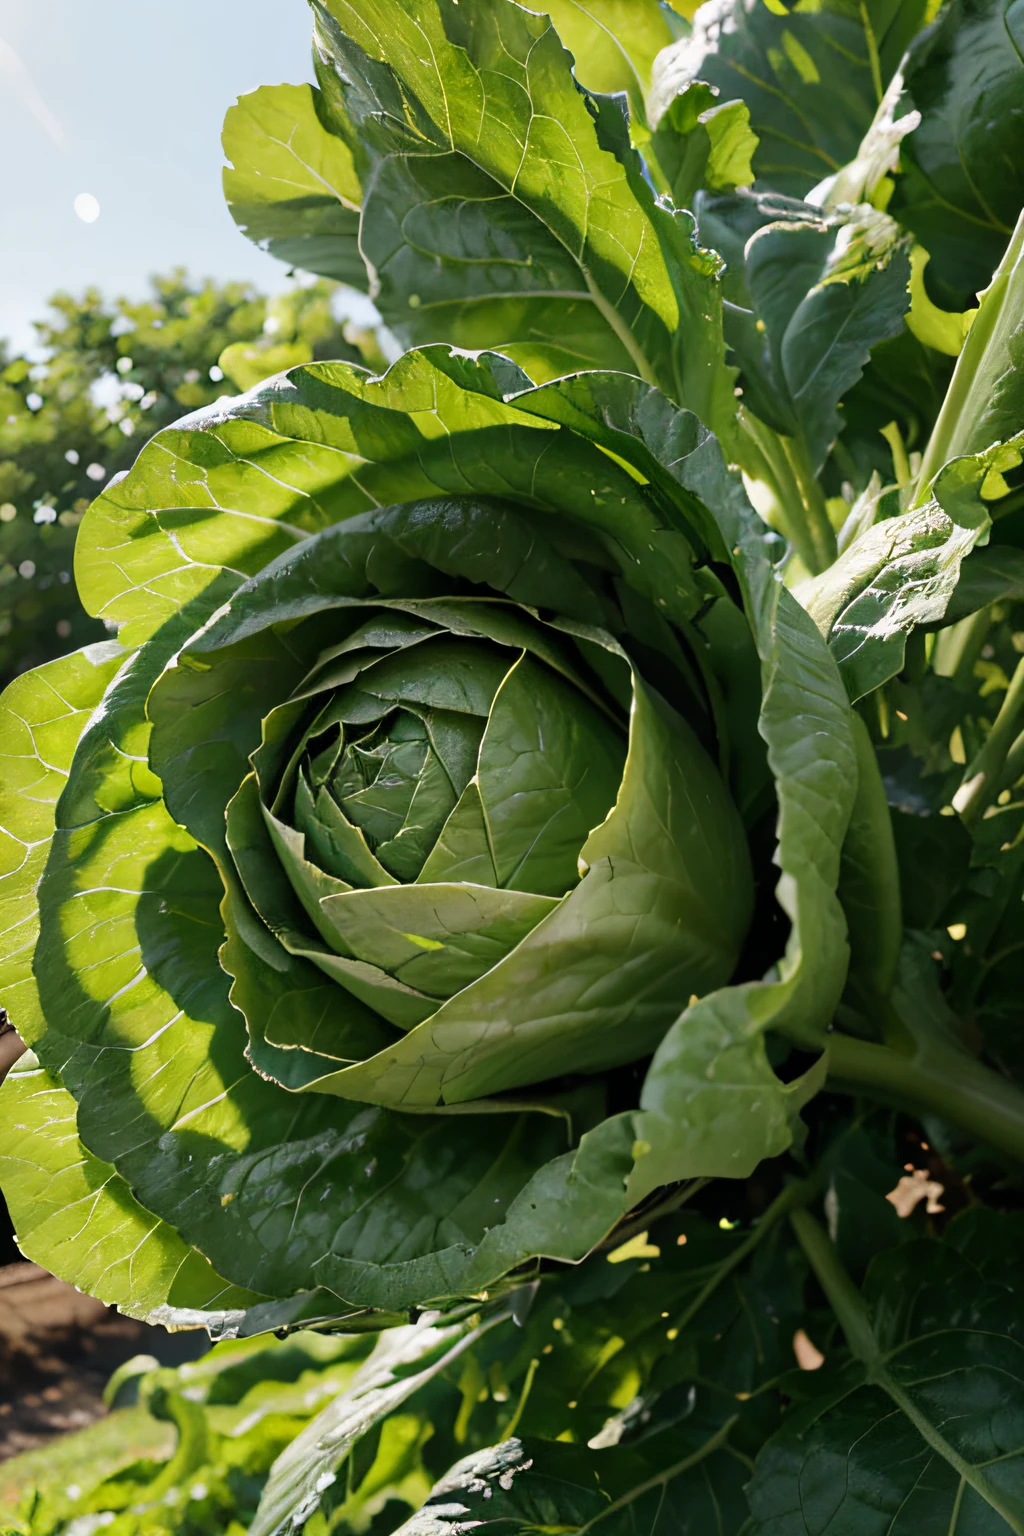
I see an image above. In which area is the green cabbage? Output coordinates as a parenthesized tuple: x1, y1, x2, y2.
(0, 349, 856, 1319)
(159, 511, 752, 1106)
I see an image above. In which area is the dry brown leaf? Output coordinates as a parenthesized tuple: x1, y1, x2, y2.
(886, 1168, 945, 1218)
(792, 1328, 825, 1370)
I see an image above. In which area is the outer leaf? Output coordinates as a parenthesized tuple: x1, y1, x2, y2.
(0, 642, 125, 1037)
(74, 350, 706, 650)
(648, 0, 926, 196)
(309, 0, 737, 432)
(222, 84, 366, 289)
(390, 1427, 749, 1536)
(799, 432, 1022, 700)
(651, 81, 757, 211)
(939, 544, 1024, 626)
(744, 210, 911, 473)
(516, 0, 675, 115)
(893, 0, 1024, 309)
(0, 1055, 263, 1325)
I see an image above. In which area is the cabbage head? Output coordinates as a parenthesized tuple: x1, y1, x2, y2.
(0, 350, 856, 1323)
(166, 520, 753, 1107)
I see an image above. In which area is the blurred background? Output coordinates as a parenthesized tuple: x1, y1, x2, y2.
(1, 0, 311, 349)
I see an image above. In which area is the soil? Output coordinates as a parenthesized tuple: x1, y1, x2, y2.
(0, 1242, 207, 1464)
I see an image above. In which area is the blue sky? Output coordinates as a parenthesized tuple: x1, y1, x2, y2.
(0, 0, 316, 353)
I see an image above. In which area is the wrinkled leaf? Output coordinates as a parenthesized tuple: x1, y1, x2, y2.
(307, 0, 736, 431)
(800, 432, 1022, 699)
(251, 1312, 510, 1536)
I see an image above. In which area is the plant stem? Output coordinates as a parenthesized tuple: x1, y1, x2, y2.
(914, 209, 1024, 497)
(737, 410, 824, 575)
(670, 1178, 817, 1337)
(996, 728, 1024, 797)
(781, 432, 837, 573)
(880, 420, 912, 489)
(789, 1208, 878, 1363)
(827, 1033, 1024, 1163)
(839, 713, 903, 1005)
(939, 608, 993, 690)
(954, 654, 1024, 823)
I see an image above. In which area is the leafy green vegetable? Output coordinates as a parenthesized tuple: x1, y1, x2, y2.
(4, 7, 1024, 1536)
(223, 85, 365, 289)
(154, 549, 750, 1105)
(220, 0, 739, 446)
(0, 343, 858, 1318)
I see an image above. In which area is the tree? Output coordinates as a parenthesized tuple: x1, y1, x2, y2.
(0, 272, 384, 689)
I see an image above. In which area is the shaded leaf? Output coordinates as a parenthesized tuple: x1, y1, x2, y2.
(799, 432, 1022, 700)
(250, 1312, 512, 1536)
(892, 0, 1024, 309)
(0, 1056, 262, 1325)
(390, 1426, 749, 1536)
(649, 0, 926, 197)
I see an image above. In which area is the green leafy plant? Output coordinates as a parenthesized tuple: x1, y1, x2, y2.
(3, 0, 1024, 1533)
(6, 1137, 1024, 1536)
(219, 0, 1022, 573)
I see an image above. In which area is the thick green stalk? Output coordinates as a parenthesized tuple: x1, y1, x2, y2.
(915, 209, 1024, 498)
(781, 432, 838, 573)
(827, 1033, 1024, 1163)
(789, 1209, 877, 1363)
(838, 713, 903, 1008)
(737, 409, 825, 575)
(953, 654, 1024, 823)
(944, 609, 993, 691)
(997, 728, 1024, 798)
